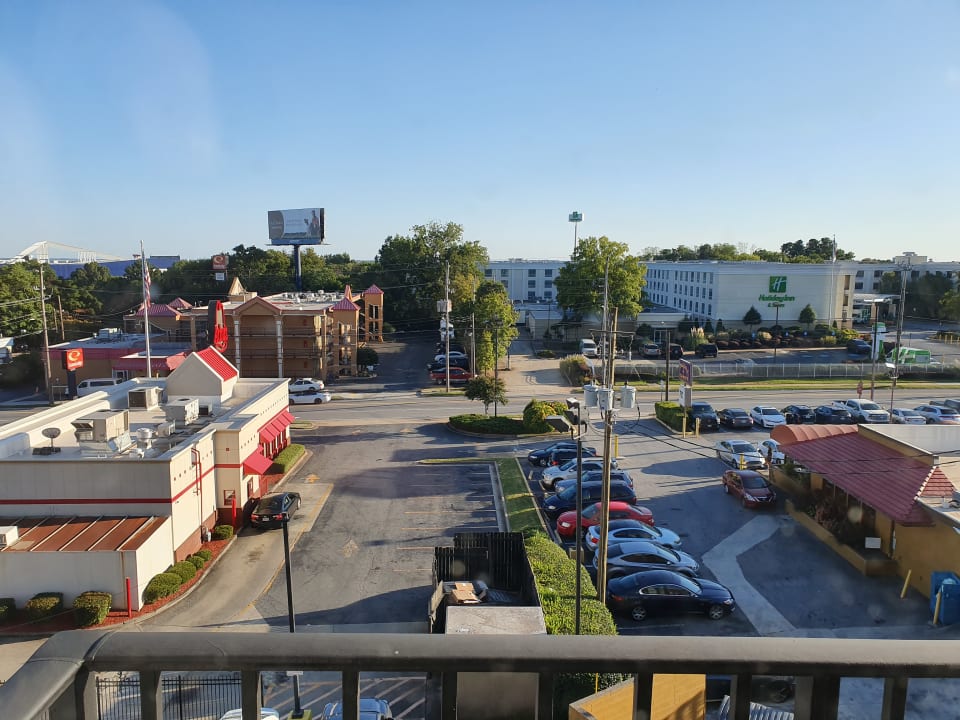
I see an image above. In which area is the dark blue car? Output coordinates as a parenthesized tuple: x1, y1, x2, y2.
(606, 569, 736, 622)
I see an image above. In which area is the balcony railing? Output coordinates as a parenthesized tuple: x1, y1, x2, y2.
(3, 630, 959, 720)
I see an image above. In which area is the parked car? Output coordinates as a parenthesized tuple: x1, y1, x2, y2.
(427, 356, 470, 372)
(687, 401, 719, 431)
(814, 405, 854, 424)
(694, 343, 718, 358)
(289, 377, 324, 392)
(757, 438, 785, 465)
(834, 399, 890, 423)
(721, 469, 777, 509)
(661, 343, 684, 359)
(539, 458, 613, 492)
(321, 698, 393, 720)
(545, 446, 599, 467)
(890, 408, 928, 425)
(750, 406, 786, 429)
(555, 501, 655, 540)
(717, 408, 753, 429)
(429, 366, 474, 384)
(714, 440, 767, 470)
(432, 351, 467, 364)
(527, 441, 595, 467)
(931, 399, 960, 412)
(913, 404, 960, 424)
(542, 480, 636, 519)
(554, 469, 634, 493)
(593, 540, 700, 579)
(584, 520, 683, 553)
(289, 389, 332, 405)
(846, 339, 872, 357)
(219, 709, 280, 720)
(250, 491, 302, 530)
(781, 404, 816, 424)
(641, 342, 662, 358)
(605, 569, 736, 622)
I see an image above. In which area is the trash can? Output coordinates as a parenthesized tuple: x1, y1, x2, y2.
(930, 572, 960, 625)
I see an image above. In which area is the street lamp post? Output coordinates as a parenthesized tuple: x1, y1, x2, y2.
(281, 514, 304, 719)
(568, 211, 583, 252)
(772, 303, 784, 361)
(492, 321, 501, 417)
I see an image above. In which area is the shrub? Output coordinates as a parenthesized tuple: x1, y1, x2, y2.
(522, 398, 567, 433)
(654, 401, 686, 431)
(188, 555, 205, 569)
(0, 597, 15, 623)
(168, 560, 197, 583)
(194, 548, 213, 562)
(212, 524, 234, 540)
(448, 414, 528, 435)
(271, 443, 305, 473)
(25, 591, 64, 620)
(559, 356, 591, 386)
(821, 335, 837, 347)
(143, 572, 183, 604)
(536, 349, 556, 358)
(72, 591, 112, 627)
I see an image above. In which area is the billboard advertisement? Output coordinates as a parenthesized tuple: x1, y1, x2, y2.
(212, 254, 228, 271)
(267, 208, 325, 245)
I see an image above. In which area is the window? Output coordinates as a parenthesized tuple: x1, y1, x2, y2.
(484, 268, 493, 277)
(856, 270, 864, 277)
(528, 269, 537, 277)
(527, 280, 536, 288)
(855, 282, 863, 290)
(527, 291, 536, 300)
(544, 269, 553, 277)
(544, 290, 553, 299)
(544, 280, 553, 288)
(500, 269, 509, 277)
(501, 280, 509, 289)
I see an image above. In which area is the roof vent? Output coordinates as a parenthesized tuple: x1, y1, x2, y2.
(0, 525, 19, 548)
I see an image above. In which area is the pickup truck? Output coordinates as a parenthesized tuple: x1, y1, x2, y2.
(832, 399, 890, 423)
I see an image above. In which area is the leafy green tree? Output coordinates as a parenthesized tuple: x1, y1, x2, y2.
(0, 261, 50, 340)
(554, 236, 646, 320)
(158, 258, 226, 306)
(464, 282, 518, 374)
(374, 222, 487, 332)
(743, 306, 762, 328)
(463, 375, 507, 415)
(780, 238, 855, 263)
(876, 271, 902, 295)
(906, 274, 953, 320)
(703, 319, 715, 335)
(798, 304, 817, 330)
(228, 245, 293, 294)
(941, 290, 960, 323)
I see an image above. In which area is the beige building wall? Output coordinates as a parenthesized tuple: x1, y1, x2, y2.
(892, 518, 960, 597)
(570, 675, 705, 720)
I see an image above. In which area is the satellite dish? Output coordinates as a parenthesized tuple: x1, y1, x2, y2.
(41, 427, 61, 448)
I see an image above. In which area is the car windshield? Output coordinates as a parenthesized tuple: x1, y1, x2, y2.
(256, 496, 283, 512)
(860, 402, 881, 410)
(742, 475, 769, 489)
(730, 442, 756, 453)
(558, 459, 576, 471)
(899, 410, 922, 417)
(761, 408, 778, 415)
(582, 504, 600, 519)
(728, 410, 747, 417)
(692, 404, 714, 412)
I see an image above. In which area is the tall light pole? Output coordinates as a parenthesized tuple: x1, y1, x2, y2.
(889, 259, 910, 409)
(281, 514, 304, 719)
(38, 266, 53, 405)
(492, 320, 502, 417)
(568, 211, 583, 252)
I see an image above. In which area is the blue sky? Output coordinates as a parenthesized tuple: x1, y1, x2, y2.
(1, 1, 958, 264)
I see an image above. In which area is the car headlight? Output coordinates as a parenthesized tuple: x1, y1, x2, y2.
(723, 598, 734, 605)
(744, 494, 757, 501)
(558, 521, 571, 528)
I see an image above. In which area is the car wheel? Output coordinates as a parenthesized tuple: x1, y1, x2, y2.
(716, 450, 722, 460)
(296, 498, 302, 510)
(707, 604, 726, 621)
(314, 398, 321, 404)
(630, 605, 648, 622)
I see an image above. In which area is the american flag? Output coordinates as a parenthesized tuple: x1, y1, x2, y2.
(142, 258, 152, 309)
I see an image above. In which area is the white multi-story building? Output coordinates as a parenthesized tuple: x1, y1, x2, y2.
(483, 260, 565, 303)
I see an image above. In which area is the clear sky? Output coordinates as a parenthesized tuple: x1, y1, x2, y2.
(1, 1, 958, 264)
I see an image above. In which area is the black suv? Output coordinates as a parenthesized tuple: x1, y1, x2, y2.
(661, 343, 684, 359)
(542, 480, 636, 518)
(695, 343, 718, 358)
(687, 401, 719, 431)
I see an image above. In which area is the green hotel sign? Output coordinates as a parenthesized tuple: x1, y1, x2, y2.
(759, 276, 795, 304)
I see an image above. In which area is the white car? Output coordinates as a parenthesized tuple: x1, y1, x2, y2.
(715, 440, 767, 470)
(750, 406, 786, 428)
(757, 438, 785, 465)
(539, 458, 613, 492)
(289, 377, 325, 392)
(913, 405, 960, 424)
(289, 389, 332, 405)
(584, 522, 683, 552)
(890, 408, 927, 425)
(219, 709, 279, 720)
(434, 351, 467, 364)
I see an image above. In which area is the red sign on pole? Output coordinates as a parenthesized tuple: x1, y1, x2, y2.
(678, 359, 692, 386)
(63, 348, 84, 371)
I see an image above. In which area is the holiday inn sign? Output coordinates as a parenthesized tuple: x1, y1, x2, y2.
(758, 276, 796, 304)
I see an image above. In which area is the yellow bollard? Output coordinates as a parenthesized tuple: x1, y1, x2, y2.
(934, 589, 943, 626)
(614, 435, 619, 458)
(696, 417, 701, 437)
(900, 570, 912, 599)
(682, 416, 688, 438)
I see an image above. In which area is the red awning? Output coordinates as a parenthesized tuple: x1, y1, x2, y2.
(242, 451, 274, 476)
(279, 410, 295, 425)
(258, 409, 295, 444)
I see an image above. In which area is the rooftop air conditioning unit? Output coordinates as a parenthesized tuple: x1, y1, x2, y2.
(155, 420, 176, 437)
(71, 409, 130, 442)
(128, 387, 162, 409)
(96, 328, 122, 342)
(164, 398, 200, 426)
(0, 525, 19, 548)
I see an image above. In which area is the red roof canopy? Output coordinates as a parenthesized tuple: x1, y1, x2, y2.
(195, 347, 238, 380)
(242, 451, 274, 476)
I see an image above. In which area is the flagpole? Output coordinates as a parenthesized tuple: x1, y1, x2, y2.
(140, 240, 153, 379)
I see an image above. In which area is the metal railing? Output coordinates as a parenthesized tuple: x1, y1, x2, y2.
(3, 630, 960, 720)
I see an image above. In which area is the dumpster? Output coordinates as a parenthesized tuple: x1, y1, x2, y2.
(930, 572, 960, 625)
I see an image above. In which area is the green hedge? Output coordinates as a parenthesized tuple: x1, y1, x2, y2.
(0, 597, 15, 623)
(271, 443, 305, 473)
(522, 398, 568, 433)
(72, 591, 112, 627)
(195, 548, 213, 561)
(188, 555, 205, 570)
(25, 591, 63, 620)
(212, 524, 234, 540)
(559, 356, 591, 386)
(655, 401, 685, 431)
(448, 414, 529, 435)
(169, 560, 197, 583)
(144, 572, 183, 604)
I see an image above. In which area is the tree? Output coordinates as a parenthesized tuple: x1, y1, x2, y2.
(799, 304, 817, 330)
(906, 274, 953, 320)
(464, 281, 518, 374)
(463, 375, 507, 415)
(703, 319, 715, 335)
(554, 236, 646, 320)
(876, 271, 902, 295)
(743, 306, 762, 328)
(374, 222, 487, 332)
(941, 290, 960, 323)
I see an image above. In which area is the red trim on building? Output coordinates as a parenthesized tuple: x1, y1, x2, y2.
(242, 451, 274, 476)
(196, 347, 239, 380)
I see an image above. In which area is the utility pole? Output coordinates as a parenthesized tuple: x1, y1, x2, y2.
(493, 320, 501, 417)
(889, 262, 909, 409)
(470, 313, 476, 377)
(38, 266, 53, 405)
(595, 306, 618, 605)
(445, 261, 451, 394)
(664, 328, 671, 401)
(56, 294, 66, 341)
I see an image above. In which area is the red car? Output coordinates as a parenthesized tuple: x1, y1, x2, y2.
(555, 500, 655, 540)
(721, 469, 776, 509)
(429, 367, 473, 384)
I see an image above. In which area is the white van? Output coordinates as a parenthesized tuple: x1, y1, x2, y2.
(579, 339, 599, 358)
(76, 378, 124, 397)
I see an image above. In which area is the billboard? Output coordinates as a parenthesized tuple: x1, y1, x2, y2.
(267, 208, 325, 245)
(212, 254, 228, 271)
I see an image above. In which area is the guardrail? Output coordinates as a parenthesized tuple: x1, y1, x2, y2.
(3, 630, 960, 720)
